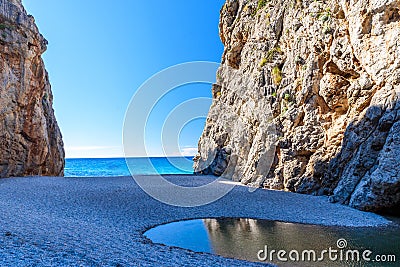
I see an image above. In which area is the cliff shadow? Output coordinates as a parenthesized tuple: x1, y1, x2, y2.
(304, 99, 400, 215)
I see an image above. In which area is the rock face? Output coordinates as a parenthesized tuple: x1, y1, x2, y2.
(0, 0, 64, 177)
(194, 0, 400, 213)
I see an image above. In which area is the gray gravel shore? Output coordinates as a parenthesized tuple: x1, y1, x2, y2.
(0, 175, 391, 266)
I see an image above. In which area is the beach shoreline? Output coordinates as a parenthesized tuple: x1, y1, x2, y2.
(0, 175, 392, 266)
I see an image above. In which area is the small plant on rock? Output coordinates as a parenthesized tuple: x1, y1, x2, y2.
(272, 66, 282, 85)
(266, 47, 282, 62)
(257, 0, 268, 10)
(318, 8, 331, 22)
(253, 0, 268, 16)
(259, 58, 268, 67)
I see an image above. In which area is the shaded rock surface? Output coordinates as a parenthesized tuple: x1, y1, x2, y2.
(194, 0, 400, 213)
(0, 0, 64, 177)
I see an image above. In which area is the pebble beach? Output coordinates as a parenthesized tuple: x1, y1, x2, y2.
(0, 175, 390, 266)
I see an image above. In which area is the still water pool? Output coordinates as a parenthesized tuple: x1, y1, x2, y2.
(144, 218, 400, 266)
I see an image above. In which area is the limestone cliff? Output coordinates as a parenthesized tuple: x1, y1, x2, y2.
(0, 0, 64, 177)
(194, 0, 400, 213)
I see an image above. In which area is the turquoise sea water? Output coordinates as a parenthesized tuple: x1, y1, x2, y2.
(64, 157, 194, 177)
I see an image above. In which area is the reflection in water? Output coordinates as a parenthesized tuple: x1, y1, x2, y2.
(144, 219, 212, 253)
(145, 218, 400, 266)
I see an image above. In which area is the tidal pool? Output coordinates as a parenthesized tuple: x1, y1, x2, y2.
(144, 218, 400, 266)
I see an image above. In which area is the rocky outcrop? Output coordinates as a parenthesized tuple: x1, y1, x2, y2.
(194, 0, 400, 213)
(0, 0, 64, 177)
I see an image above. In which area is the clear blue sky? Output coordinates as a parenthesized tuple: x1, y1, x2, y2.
(23, 0, 225, 158)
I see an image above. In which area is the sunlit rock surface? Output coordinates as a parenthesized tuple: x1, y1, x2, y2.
(195, 0, 400, 213)
(0, 0, 64, 177)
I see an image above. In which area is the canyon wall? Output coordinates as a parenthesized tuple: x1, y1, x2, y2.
(194, 0, 400, 212)
(0, 0, 64, 177)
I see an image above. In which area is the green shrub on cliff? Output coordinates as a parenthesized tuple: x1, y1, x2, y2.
(259, 58, 268, 67)
(253, 0, 268, 16)
(266, 47, 282, 62)
(0, 24, 14, 31)
(257, 0, 268, 10)
(272, 66, 282, 85)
